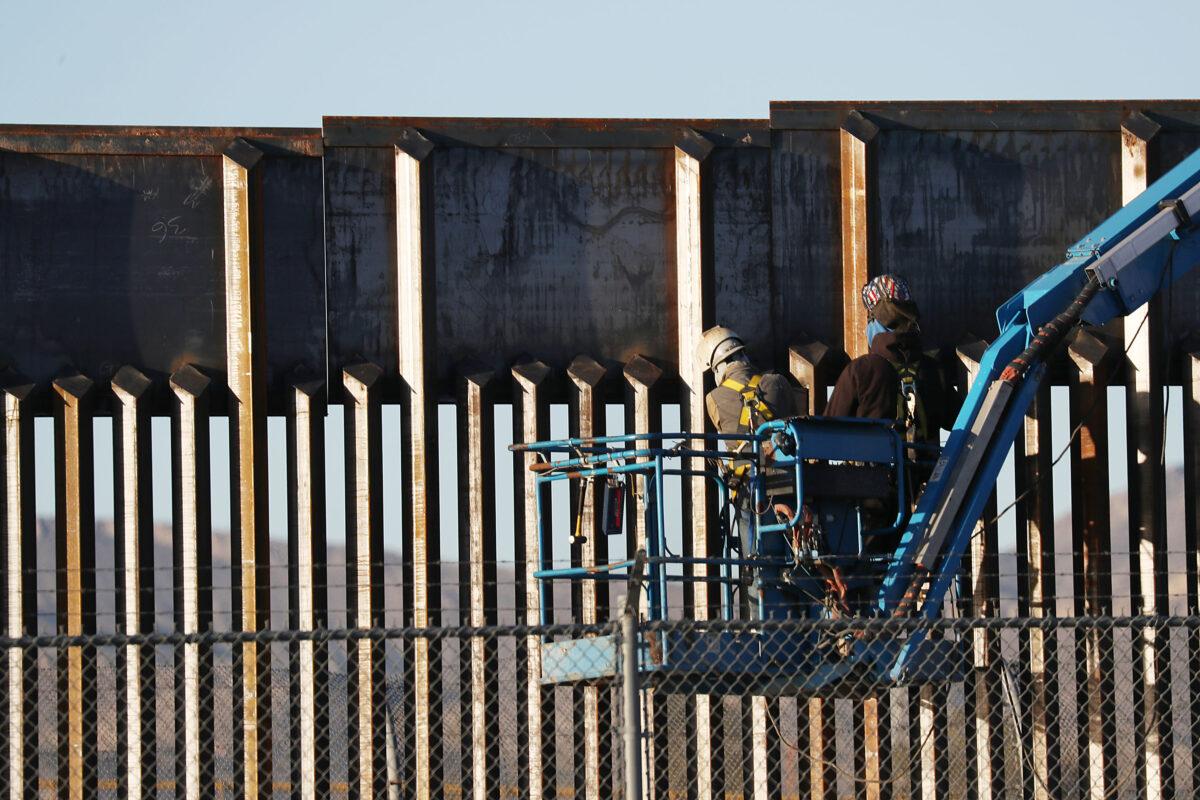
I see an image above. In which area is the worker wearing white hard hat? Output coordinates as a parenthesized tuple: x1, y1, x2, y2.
(696, 326, 795, 437)
(695, 326, 797, 617)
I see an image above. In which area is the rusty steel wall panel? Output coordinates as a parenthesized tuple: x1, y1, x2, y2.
(0, 153, 225, 391)
(1154, 130, 1200, 342)
(711, 147, 772, 363)
(0, 148, 323, 411)
(872, 130, 1121, 347)
(770, 130, 842, 351)
(769, 100, 1200, 132)
(323, 146, 396, 399)
(260, 155, 327, 410)
(5, 107, 1200, 411)
(324, 144, 679, 397)
(433, 147, 674, 383)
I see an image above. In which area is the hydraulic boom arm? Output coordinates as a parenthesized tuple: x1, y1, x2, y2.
(880, 146, 1200, 618)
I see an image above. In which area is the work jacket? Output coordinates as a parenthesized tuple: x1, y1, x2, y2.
(704, 360, 796, 437)
(824, 331, 959, 444)
(704, 360, 796, 503)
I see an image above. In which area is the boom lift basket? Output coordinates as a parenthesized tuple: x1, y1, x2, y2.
(513, 416, 970, 695)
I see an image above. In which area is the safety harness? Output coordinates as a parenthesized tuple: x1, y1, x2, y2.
(720, 373, 776, 429)
(718, 373, 778, 492)
(891, 359, 928, 444)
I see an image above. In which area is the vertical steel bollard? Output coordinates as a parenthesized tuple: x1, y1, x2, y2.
(622, 605, 642, 800)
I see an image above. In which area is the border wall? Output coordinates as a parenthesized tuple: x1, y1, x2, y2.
(3, 102, 1200, 798)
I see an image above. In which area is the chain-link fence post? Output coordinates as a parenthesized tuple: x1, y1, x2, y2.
(622, 605, 643, 800)
(621, 550, 646, 800)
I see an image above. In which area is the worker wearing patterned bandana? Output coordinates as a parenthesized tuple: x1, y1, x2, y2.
(826, 274, 959, 444)
(826, 274, 961, 550)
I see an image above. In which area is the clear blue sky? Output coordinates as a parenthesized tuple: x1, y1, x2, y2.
(6, 0, 1193, 579)
(2, 0, 1196, 127)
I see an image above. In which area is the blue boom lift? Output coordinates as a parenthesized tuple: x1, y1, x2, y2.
(513, 146, 1200, 693)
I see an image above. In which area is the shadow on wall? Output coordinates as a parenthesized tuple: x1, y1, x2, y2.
(0, 151, 225, 405)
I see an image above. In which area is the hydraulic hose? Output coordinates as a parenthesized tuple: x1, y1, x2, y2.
(999, 276, 1102, 384)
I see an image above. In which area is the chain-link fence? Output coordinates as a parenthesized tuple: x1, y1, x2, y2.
(4, 613, 1200, 799)
(634, 615, 1200, 800)
(0, 621, 628, 799)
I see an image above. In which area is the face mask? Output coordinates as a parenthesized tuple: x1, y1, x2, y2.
(867, 318, 891, 347)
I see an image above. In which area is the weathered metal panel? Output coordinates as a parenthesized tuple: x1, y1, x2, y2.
(711, 147, 772, 359)
(325, 143, 682, 396)
(323, 116, 769, 149)
(434, 147, 674, 384)
(261, 155, 327, 410)
(770, 130, 842, 351)
(0, 153, 225, 394)
(872, 130, 1120, 348)
(0, 140, 323, 411)
(769, 101, 1200, 132)
(1153, 130, 1200, 341)
(323, 146, 396, 399)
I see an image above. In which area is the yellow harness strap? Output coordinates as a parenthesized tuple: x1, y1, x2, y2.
(721, 373, 773, 428)
(720, 374, 776, 502)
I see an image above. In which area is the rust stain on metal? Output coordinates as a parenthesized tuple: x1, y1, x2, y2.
(839, 117, 876, 359)
(0, 124, 322, 156)
(323, 116, 769, 148)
